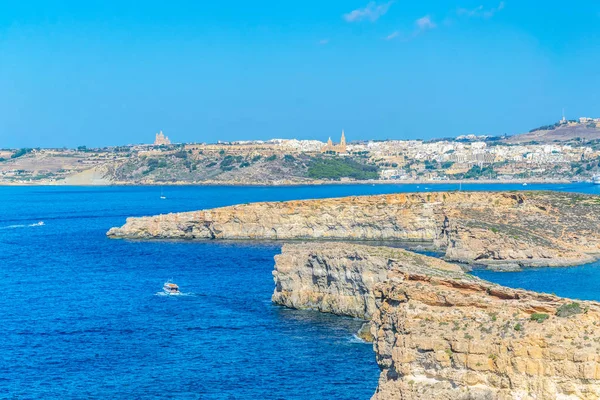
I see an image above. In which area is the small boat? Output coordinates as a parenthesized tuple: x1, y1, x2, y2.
(163, 281, 180, 295)
(522, 183, 528, 186)
(30, 221, 44, 226)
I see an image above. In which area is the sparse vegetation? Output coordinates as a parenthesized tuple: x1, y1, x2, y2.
(530, 313, 549, 323)
(11, 148, 33, 159)
(514, 323, 523, 331)
(174, 150, 188, 159)
(220, 155, 243, 170)
(556, 303, 583, 318)
(529, 122, 561, 133)
(307, 157, 379, 181)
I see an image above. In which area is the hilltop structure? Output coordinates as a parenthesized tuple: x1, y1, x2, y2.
(153, 131, 171, 146)
(557, 112, 600, 127)
(321, 130, 347, 154)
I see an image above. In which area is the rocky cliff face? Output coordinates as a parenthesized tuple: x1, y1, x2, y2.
(372, 273, 600, 400)
(272, 243, 462, 319)
(274, 243, 600, 400)
(108, 191, 600, 268)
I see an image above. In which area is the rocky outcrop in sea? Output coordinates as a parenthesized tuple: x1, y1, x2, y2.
(108, 191, 600, 268)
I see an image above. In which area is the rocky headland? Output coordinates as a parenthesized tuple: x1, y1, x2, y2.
(273, 242, 600, 399)
(109, 191, 600, 398)
(108, 191, 600, 269)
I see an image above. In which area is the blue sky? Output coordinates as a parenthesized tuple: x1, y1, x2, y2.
(0, 1, 599, 148)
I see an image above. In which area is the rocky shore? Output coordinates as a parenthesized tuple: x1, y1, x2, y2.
(108, 191, 600, 269)
(273, 242, 600, 399)
(109, 190, 600, 398)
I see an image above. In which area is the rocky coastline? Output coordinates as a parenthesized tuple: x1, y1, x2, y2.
(108, 191, 600, 399)
(273, 242, 600, 399)
(108, 191, 600, 269)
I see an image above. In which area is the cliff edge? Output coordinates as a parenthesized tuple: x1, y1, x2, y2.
(272, 242, 463, 319)
(108, 191, 600, 268)
(273, 242, 600, 400)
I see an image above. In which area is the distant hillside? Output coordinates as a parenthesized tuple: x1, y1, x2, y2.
(505, 124, 600, 144)
(109, 152, 381, 185)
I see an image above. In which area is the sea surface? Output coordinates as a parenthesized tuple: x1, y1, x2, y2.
(1, 183, 599, 399)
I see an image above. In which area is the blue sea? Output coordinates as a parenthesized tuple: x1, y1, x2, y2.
(1, 183, 599, 399)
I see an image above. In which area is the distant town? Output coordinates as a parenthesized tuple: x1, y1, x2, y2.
(1, 116, 600, 185)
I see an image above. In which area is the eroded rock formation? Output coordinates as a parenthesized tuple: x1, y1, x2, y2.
(108, 191, 600, 268)
(273, 242, 600, 400)
(372, 273, 600, 400)
(272, 242, 462, 319)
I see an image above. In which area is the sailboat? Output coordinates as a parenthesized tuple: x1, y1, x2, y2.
(160, 187, 166, 200)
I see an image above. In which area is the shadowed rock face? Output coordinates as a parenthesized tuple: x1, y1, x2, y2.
(272, 243, 462, 319)
(108, 191, 600, 268)
(273, 243, 600, 400)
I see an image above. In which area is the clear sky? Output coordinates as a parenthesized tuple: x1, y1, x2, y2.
(0, 1, 599, 148)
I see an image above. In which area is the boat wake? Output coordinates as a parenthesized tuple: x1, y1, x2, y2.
(154, 292, 194, 297)
(0, 221, 45, 230)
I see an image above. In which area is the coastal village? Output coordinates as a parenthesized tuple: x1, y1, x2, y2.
(1, 116, 600, 185)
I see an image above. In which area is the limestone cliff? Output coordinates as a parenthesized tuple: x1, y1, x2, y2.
(108, 191, 600, 268)
(272, 242, 462, 319)
(273, 242, 600, 400)
(372, 272, 600, 400)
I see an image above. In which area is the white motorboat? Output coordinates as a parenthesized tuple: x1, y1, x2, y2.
(163, 281, 181, 295)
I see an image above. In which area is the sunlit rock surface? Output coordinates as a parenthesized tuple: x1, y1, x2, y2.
(108, 191, 600, 268)
(273, 242, 600, 400)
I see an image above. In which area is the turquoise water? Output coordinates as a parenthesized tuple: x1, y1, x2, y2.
(1, 183, 599, 399)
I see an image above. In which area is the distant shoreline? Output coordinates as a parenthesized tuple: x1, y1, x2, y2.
(0, 178, 578, 187)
